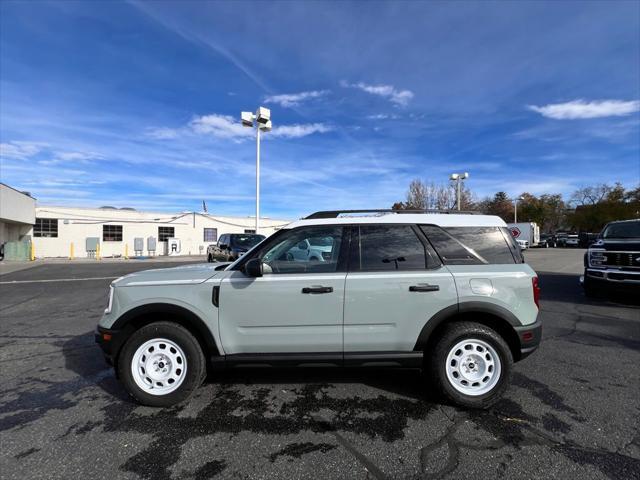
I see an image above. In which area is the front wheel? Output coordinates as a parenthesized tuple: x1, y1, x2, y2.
(118, 322, 206, 407)
(427, 322, 513, 409)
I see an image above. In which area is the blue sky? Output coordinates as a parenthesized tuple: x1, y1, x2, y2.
(1, 0, 639, 219)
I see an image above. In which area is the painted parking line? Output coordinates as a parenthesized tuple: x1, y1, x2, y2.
(0, 276, 117, 285)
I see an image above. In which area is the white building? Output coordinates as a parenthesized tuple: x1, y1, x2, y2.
(31, 205, 290, 258)
(1, 184, 36, 260)
(1, 183, 36, 243)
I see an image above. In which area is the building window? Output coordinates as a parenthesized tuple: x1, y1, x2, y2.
(103, 225, 123, 242)
(204, 228, 217, 242)
(158, 226, 175, 242)
(244, 229, 256, 234)
(34, 218, 58, 238)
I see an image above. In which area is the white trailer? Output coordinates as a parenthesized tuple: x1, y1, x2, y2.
(507, 222, 540, 248)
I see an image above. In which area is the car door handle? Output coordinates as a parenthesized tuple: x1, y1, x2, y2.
(302, 286, 333, 294)
(409, 284, 440, 292)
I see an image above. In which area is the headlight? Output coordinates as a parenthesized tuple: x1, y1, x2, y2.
(105, 286, 114, 314)
(589, 250, 606, 268)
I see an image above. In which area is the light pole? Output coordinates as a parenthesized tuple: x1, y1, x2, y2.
(241, 107, 272, 233)
(449, 172, 469, 211)
(513, 196, 524, 223)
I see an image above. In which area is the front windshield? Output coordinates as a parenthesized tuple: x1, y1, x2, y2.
(231, 234, 266, 248)
(602, 221, 640, 239)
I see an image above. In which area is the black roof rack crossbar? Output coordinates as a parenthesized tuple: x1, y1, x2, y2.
(305, 209, 481, 219)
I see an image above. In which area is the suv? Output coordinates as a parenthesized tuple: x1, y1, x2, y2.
(582, 219, 640, 297)
(96, 210, 542, 409)
(207, 233, 265, 262)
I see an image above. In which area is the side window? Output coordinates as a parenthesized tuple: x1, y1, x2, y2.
(259, 226, 344, 274)
(351, 225, 427, 271)
(421, 225, 517, 265)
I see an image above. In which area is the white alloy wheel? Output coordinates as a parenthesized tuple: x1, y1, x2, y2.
(445, 338, 502, 396)
(131, 338, 187, 396)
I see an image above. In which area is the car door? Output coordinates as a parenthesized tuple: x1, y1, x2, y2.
(218, 225, 348, 354)
(343, 224, 458, 352)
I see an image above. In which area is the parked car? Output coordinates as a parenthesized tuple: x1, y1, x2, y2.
(582, 219, 640, 297)
(516, 239, 529, 250)
(556, 232, 568, 247)
(96, 209, 541, 410)
(538, 234, 556, 248)
(578, 232, 599, 248)
(207, 233, 265, 262)
(565, 234, 579, 248)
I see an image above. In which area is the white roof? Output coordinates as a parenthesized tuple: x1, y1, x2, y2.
(286, 213, 506, 229)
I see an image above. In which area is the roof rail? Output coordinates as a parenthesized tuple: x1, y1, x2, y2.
(304, 209, 481, 219)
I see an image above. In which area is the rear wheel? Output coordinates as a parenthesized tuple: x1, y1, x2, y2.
(118, 321, 206, 407)
(428, 322, 513, 409)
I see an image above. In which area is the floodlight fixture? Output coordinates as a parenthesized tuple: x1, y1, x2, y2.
(449, 172, 470, 211)
(259, 119, 272, 132)
(241, 111, 254, 127)
(256, 106, 271, 124)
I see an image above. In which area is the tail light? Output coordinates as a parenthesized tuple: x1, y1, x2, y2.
(532, 276, 540, 309)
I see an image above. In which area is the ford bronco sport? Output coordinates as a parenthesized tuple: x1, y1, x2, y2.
(96, 209, 542, 409)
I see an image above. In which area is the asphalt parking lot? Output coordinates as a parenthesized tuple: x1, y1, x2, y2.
(1, 250, 639, 480)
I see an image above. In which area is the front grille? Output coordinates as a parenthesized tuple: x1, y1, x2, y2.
(604, 251, 640, 269)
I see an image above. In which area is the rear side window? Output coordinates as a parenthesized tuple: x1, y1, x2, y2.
(351, 225, 428, 271)
(421, 226, 518, 265)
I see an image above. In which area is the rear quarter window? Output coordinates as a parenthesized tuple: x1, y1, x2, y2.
(420, 226, 520, 265)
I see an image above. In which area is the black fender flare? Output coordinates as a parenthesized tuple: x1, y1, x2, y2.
(112, 303, 219, 356)
(413, 301, 520, 351)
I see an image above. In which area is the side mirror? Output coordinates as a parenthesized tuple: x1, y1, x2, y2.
(243, 258, 263, 277)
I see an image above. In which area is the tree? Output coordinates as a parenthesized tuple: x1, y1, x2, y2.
(479, 192, 513, 222)
(395, 179, 476, 211)
(567, 183, 640, 232)
(516, 193, 567, 232)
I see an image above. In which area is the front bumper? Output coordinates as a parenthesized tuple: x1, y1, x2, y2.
(584, 268, 640, 287)
(95, 326, 128, 367)
(513, 318, 542, 360)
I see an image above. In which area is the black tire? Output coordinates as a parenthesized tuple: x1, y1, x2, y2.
(118, 321, 206, 407)
(427, 321, 513, 409)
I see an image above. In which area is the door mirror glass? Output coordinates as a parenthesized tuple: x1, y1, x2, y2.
(243, 258, 263, 277)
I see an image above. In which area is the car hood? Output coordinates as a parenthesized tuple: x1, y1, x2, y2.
(592, 239, 640, 251)
(113, 263, 226, 287)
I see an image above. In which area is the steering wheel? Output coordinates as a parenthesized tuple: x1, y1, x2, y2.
(285, 252, 294, 262)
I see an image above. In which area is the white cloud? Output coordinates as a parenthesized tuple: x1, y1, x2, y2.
(366, 113, 399, 120)
(189, 114, 253, 141)
(148, 114, 332, 142)
(39, 150, 105, 166)
(146, 127, 181, 139)
(528, 99, 640, 119)
(271, 123, 332, 138)
(343, 81, 414, 106)
(0, 141, 44, 160)
(264, 90, 330, 108)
